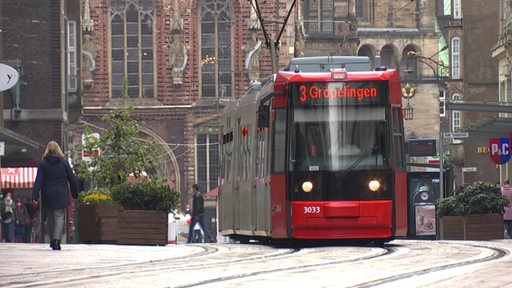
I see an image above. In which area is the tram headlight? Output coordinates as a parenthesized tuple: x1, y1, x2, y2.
(368, 180, 380, 192)
(302, 181, 313, 193)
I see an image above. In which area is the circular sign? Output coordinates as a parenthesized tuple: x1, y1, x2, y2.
(0, 63, 19, 92)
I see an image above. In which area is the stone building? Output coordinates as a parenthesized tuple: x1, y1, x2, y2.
(441, 0, 501, 186)
(492, 0, 512, 183)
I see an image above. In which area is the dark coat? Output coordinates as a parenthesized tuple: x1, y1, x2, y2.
(31, 155, 79, 209)
(192, 191, 205, 217)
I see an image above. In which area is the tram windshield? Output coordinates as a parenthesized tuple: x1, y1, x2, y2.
(289, 106, 390, 172)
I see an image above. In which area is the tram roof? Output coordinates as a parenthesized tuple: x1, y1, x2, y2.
(283, 56, 372, 72)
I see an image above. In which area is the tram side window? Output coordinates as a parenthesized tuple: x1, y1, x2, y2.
(221, 131, 233, 182)
(392, 107, 406, 170)
(255, 127, 268, 177)
(272, 109, 287, 173)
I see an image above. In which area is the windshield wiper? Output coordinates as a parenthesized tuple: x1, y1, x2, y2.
(339, 147, 379, 178)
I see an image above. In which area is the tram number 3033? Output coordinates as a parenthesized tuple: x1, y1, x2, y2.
(303, 206, 321, 213)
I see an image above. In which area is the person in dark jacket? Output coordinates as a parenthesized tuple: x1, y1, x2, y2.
(187, 184, 214, 243)
(32, 141, 78, 250)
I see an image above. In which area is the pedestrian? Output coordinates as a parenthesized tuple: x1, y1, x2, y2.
(501, 179, 512, 238)
(32, 141, 79, 250)
(187, 184, 214, 243)
(1, 192, 17, 242)
(14, 198, 30, 243)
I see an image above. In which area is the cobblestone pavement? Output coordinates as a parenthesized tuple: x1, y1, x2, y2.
(0, 239, 511, 288)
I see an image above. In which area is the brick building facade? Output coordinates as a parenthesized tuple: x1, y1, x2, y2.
(1, 0, 80, 168)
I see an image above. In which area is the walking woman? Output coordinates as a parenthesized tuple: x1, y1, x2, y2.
(32, 141, 78, 250)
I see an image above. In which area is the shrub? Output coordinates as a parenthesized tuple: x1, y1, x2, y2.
(111, 181, 180, 212)
(436, 181, 509, 217)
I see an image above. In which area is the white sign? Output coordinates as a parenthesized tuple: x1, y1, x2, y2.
(82, 133, 100, 161)
(443, 132, 469, 139)
(0, 141, 4, 156)
(462, 167, 477, 172)
(0, 63, 19, 92)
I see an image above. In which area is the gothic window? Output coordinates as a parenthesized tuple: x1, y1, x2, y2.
(451, 37, 460, 79)
(200, 0, 232, 98)
(196, 133, 219, 193)
(110, 0, 155, 99)
(304, 0, 334, 35)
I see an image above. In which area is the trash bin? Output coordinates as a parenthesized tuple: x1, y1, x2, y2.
(168, 212, 178, 244)
(408, 172, 439, 238)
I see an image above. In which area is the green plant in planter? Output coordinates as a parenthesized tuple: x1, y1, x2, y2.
(74, 77, 177, 212)
(436, 181, 509, 217)
(75, 77, 165, 189)
(111, 181, 179, 212)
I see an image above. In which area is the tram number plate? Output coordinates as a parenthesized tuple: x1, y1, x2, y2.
(303, 206, 321, 213)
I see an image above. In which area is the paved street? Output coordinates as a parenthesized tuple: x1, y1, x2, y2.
(1, 239, 511, 287)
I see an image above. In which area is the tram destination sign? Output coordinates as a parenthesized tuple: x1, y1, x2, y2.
(290, 81, 387, 106)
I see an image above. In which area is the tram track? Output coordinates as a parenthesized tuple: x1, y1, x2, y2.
(177, 245, 395, 288)
(351, 242, 509, 288)
(175, 241, 509, 288)
(2, 240, 509, 288)
(2, 244, 298, 288)
(1, 244, 220, 287)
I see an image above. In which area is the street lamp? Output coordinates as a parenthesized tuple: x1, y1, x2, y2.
(401, 81, 416, 120)
(403, 102, 414, 120)
(407, 49, 450, 200)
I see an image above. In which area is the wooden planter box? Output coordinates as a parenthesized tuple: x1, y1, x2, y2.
(440, 213, 503, 240)
(79, 204, 123, 243)
(117, 210, 168, 245)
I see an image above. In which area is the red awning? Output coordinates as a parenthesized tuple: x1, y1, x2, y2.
(1, 167, 38, 189)
(205, 187, 218, 197)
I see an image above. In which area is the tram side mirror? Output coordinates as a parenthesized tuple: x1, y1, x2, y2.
(258, 105, 270, 128)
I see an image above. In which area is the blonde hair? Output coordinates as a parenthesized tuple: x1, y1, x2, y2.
(42, 141, 65, 159)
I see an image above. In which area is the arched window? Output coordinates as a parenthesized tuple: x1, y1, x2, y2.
(110, 0, 155, 99)
(380, 45, 397, 69)
(357, 45, 375, 68)
(400, 46, 419, 80)
(200, 0, 232, 98)
(451, 37, 460, 79)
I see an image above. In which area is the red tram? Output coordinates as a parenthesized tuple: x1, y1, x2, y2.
(218, 56, 407, 244)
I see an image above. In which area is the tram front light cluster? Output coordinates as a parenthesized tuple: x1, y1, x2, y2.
(302, 181, 313, 193)
(368, 180, 380, 192)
